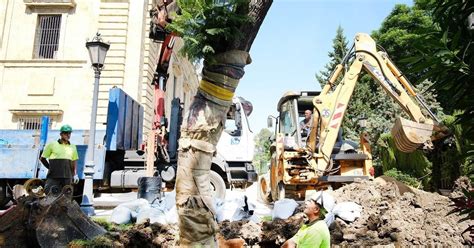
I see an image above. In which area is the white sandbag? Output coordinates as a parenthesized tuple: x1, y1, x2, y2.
(216, 198, 240, 222)
(136, 205, 167, 225)
(332, 202, 362, 222)
(117, 198, 150, 212)
(231, 196, 258, 222)
(307, 191, 336, 212)
(110, 206, 132, 225)
(272, 199, 298, 220)
(324, 211, 335, 227)
(161, 190, 176, 211)
(165, 205, 179, 225)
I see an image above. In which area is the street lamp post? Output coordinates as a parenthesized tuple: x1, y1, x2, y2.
(81, 33, 109, 216)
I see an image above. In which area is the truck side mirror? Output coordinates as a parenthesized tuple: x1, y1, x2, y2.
(267, 116, 273, 128)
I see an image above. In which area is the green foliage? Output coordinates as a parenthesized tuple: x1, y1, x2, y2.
(372, 3, 434, 74)
(315, 26, 349, 87)
(384, 168, 422, 188)
(261, 215, 272, 222)
(448, 186, 474, 242)
(253, 128, 272, 174)
(429, 114, 474, 189)
(401, 0, 474, 187)
(379, 133, 432, 189)
(69, 235, 114, 248)
(166, 0, 250, 61)
(92, 217, 133, 232)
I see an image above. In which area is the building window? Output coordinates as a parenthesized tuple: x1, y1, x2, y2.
(17, 116, 52, 130)
(33, 15, 61, 59)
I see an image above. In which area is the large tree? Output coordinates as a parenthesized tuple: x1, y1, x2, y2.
(253, 128, 272, 174)
(166, 0, 272, 246)
(316, 25, 349, 87)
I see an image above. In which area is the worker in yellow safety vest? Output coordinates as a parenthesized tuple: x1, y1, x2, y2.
(282, 195, 331, 248)
(40, 124, 79, 194)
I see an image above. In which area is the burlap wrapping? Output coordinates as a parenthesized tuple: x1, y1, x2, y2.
(176, 50, 251, 246)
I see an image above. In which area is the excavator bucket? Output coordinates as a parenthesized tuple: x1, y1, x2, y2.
(391, 117, 434, 153)
(0, 185, 106, 247)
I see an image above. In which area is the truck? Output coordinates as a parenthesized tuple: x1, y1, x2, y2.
(0, 88, 257, 208)
(259, 33, 448, 202)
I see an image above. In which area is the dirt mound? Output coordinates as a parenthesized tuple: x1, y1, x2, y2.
(219, 220, 261, 245)
(331, 179, 471, 246)
(450, 176, 472, 198)
(70, 220, 178, 248)
(259, 213, 305, 247)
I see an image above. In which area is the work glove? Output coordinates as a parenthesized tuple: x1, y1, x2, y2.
(73, 175, 79, 184)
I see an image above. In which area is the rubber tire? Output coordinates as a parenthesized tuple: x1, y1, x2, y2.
(257, 176, 272, 204)
(209, 170, 226, 200)
(276, 181, 286, 201)
(0, 181, 12, 209)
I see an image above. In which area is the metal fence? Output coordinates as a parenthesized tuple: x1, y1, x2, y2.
(33, 15, 61, 59)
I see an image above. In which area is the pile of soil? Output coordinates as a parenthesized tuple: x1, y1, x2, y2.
(219, 220, 262, 246)
(70, 220, 178, 248)
(259, 213, 305, 247)
(331, 179, 471, 246)
(218, 214, 305, 248)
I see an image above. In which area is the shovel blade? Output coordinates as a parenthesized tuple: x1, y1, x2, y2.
(391, 117, 433, 153)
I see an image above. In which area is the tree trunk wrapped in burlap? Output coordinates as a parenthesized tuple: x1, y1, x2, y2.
(176, 50, 251, 246)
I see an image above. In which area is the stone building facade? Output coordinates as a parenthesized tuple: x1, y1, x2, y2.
(0, 0, 198, 132)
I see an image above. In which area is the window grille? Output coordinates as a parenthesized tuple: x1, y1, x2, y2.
(17, 116, 52, 130)
(34, 15, 61, 59)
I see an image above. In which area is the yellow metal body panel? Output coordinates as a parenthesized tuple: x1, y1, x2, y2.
(266, 33, 442, 201)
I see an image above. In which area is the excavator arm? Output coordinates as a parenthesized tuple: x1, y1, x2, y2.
(310, 33, 446, 172)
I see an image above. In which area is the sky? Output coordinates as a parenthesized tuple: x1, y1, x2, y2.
(235, 0, 413, 133)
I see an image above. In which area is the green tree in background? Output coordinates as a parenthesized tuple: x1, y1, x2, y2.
(406, 0, 474, 188)
(372, 3, 434, 74)
(315, 25, 349, 87)
(253, 128, 272, 174)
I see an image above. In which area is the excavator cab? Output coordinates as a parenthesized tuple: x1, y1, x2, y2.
(260, 91, 372, 202)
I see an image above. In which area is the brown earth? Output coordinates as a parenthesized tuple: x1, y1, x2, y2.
(66, 178, 472, 247)
(218, 178, 472, 247)
(330, 179, 472, 246)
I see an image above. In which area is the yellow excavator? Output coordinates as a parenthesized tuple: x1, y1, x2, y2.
(259, 33, 448, 202)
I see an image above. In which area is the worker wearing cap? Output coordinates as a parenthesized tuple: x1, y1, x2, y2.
(40, 125, 79, 193)
(282, 196, 331, 248)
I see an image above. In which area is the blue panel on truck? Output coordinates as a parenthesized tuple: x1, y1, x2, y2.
(0, 129, 107, 180)
(75, 145, 106, 180)
(0, 145, 39, 178)
(124, 96, 133, 150)
(105, 88, 143, 151)
(0, 130, 40, 179)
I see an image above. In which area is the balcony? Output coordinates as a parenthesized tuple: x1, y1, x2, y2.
(23, 0, 76, 9)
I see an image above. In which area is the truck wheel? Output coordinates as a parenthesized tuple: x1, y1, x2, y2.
(258, 176, 272, 204)
(210, 170, 226, 200)
(0, 181, 12, 209)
